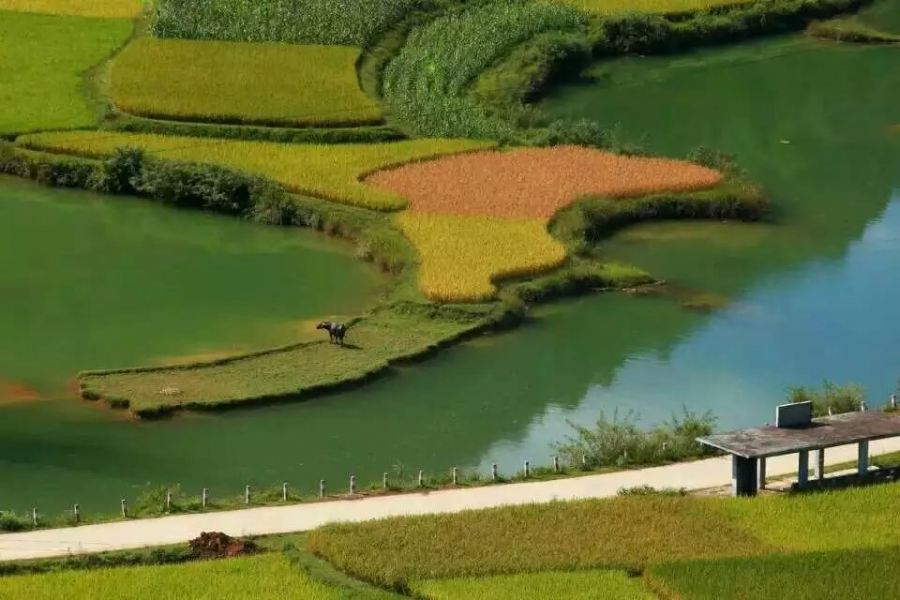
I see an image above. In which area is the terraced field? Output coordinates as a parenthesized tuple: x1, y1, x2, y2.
(111, 39, 383, 127)
(0, 0, 142, 18)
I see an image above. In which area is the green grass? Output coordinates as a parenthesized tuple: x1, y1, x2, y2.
(307, 496, 771, 589)
(308, 483, 900, 589)
(17, 131, 493, 211)
(80, 305, 500, 416)
(0, 12, 132, 136)
(110, 39, 383, 127)
(152, 0, 423, 46)
(648, 546, 900, 599)
(382, 0, 586, 140)
(0, 554, 338, 600)
(546, 0, 753, 16)
(412, 570, 655, 600)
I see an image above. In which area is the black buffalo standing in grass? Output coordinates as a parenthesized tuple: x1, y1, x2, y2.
(317, 321, 347, 346)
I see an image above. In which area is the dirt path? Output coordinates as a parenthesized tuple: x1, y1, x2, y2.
(2, 438, 898, 562)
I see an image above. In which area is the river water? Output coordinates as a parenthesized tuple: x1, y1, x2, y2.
(1, 35, 898, 513)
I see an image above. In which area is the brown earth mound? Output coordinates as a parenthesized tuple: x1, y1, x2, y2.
(366, 145, 723, 220)
(0, 381, 41, 402)
(189, 532, 261, 559)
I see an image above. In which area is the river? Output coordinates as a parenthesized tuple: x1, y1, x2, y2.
(1, 35, 898, 514)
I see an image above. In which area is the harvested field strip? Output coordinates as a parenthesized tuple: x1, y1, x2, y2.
(307, 496, 773, 588)
(0, 0, 142, 18)
(368, 146, 723, 220)
(111, 39, 382, 127)
(546, 0, 752, 16)
(0, 554, 338, 599)
(412, 571, 655, 600)
(80, 307, 490, 416)
(397, 213, 567, 302)
(17, 132, 492, 211)
(0, 13, 132, 136)
(648, 546, 900, 600)
(152, 0, 422, 46)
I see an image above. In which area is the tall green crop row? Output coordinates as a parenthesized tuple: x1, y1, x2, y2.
(152, 0, 424, 46)
(382, 0, 586, 141)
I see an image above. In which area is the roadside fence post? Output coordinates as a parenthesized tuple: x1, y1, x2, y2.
(553, 455, 560, 473)
(245, 485, 251, 505)
(73, 503, 80, 525)
(166, 490, 172, 513)
(282, 483, 289, 502)
(120, 499, 127, 518)
(32, 507, 37, 527)
(524, 461, 531, 479)
(418, 470, 425, 487)
(319, 479, 326, 498)
(491, 463, 498, 481)
(350, 475, 357, 495)
(383, 472, 389, 490)
(452, 467, 458, 485)
(202, 488, 208, 509)
(582, 454, 588, 469)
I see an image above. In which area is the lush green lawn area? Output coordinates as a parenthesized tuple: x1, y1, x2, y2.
(648, 546, 900, 599)
(81, 306, 494, 416)
(111, 39, 382, 127)
(412, 571, 655, 600)
(0, 554, 337, 600)
(152, 0, 421, 46)
(0, 0, 142, 18)
(308, 483, 900, 589)
(17, 131, 493, 211)
(545, 0, 752, 15)
(0, 12, 132, 135)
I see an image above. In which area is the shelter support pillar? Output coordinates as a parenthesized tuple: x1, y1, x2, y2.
(732, 455, 758, 497)
(858, 441, 870, 478)
(758, 457, 767, 490)
(814, 448, 825, 480)
(797, 450, 809, 489)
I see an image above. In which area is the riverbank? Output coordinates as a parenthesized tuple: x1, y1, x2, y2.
(2, 436, 898, 561)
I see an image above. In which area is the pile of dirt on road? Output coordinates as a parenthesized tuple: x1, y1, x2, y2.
(189, 532, 260, 559)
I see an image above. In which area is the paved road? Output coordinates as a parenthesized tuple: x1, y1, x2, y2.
(2, 438, 898, 561)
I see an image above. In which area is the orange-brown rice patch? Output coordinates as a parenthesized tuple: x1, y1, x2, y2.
(0, 381, 41, 402)
(366, 146, 723, 220)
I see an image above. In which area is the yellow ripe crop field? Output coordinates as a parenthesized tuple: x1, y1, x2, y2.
(397, 213, 567, 302)
(0, 554, 339, 600)
(412, 571, 655, 600)
(546, 0, 751, 16)
(111, 39, 383, 127)
(0, 0, 143, 18)
(18, 131, 492, 211)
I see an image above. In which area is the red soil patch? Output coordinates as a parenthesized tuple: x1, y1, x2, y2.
(0, 381, 41, 401)
(366, 146, 723, 220)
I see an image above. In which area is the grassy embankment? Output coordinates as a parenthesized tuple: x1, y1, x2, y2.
(0, 11, 133, 136)
(308, 483, 900, 597)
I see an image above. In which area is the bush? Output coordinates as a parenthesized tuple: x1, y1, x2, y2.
(0, 511, 30, 532)
(788, 381, 865, 416)
(89, 147, 145, 194)
(553, 407, 718, 469)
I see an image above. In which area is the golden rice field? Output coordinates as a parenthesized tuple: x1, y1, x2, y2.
(546, 0, 752, 16)
(0, 0, 143, 18)
(411, 571, 655, 600)
(397, 213, 567, 302)
(18, 131, 492, 211)
(0, 554, 338, 600)
(111, 39, 383, 127)
(368, 146, 723, 219)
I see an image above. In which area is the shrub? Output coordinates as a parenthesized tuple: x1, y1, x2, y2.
(89, 146, 145, 194)
(553, 407, 717, 469)
(788, 381, 865, 416)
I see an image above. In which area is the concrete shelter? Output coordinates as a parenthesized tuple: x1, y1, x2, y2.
(697, 403, 900, 496)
